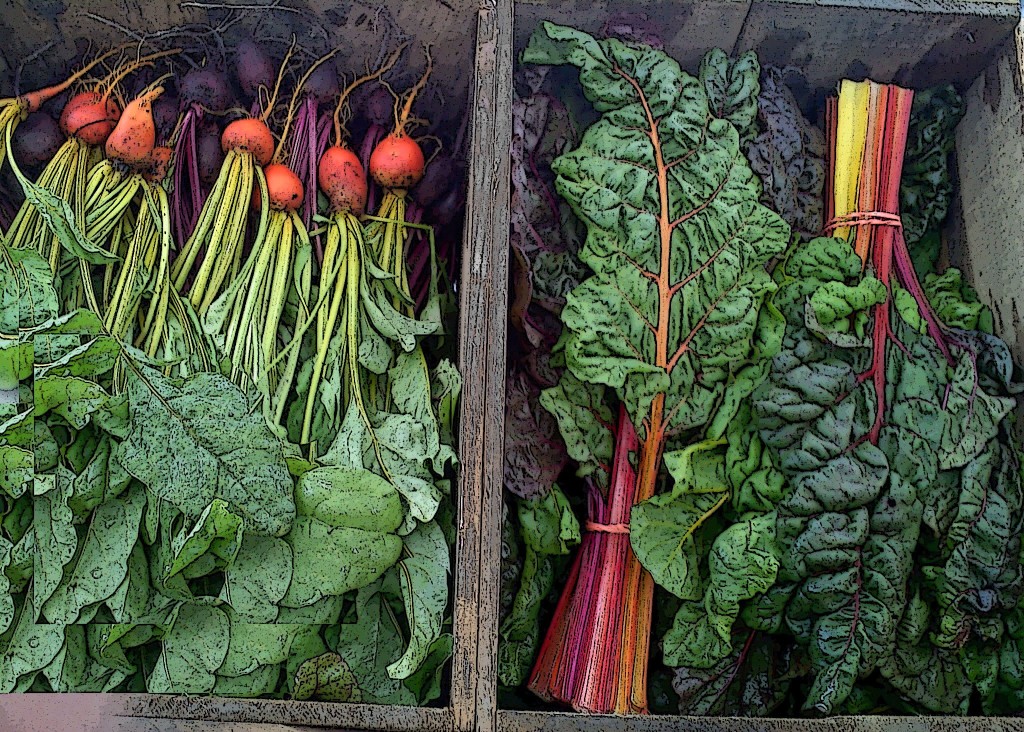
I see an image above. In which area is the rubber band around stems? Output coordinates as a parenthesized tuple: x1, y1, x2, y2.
(585, 520, 630, 535)
(823, 211, 903, 234)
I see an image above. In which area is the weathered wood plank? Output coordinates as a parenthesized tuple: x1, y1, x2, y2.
(735, 0, 1018, 104)
(497, 710, 1024, 732)
(949, 24, 1024, 364)
(450, 1, 513, 732)
(513, 0, 749, 73)
(117, 696, 452, 731)
(111, 719, 319, 732)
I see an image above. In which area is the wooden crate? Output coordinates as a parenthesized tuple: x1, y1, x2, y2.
(6, 1, 1024, 731)
(1, 0, 512, 730)
(497, 2, 1024, 732)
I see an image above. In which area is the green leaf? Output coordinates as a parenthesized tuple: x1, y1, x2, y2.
(662, 512, 780, 668)
(117, 369, 294, 536)
(10, 169, 119, 265)
(147, 604, 230, 693)
(292, 652, 362, 702)
(0, 594, 66, 692)
(539, 372, 614, 488)
(524, 22, 789, 449)
(33, 375, 108, 428)
(32, 468, 77, 617)
(294, 465, 403, 532)
(282, 516, 401, 607)
(1, 247, 58, 333)
(0, 446, 31, 499)
(497, 545, 555, 687)
(219, 623, 299, 677)
(518, 484, 580, 556)
(41, 486, 146, 624)
(166, 499, 244, 580)
(699, 48, 760, 144)
(387, 520, 450, 679)
(0, 536, 14, 635)
(631, 439, 730, 600)
(220, 534, 292, 623)
(403, 633, 453, 704)
(333, 580, 416, 704)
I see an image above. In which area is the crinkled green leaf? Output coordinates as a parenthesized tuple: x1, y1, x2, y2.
(0, 536, 13, 635)
(538, 371, 613, 489)
(524, 23, 789, 452)
(518, 484, 580, 556)
(497, 545, 555, 687)
(699, 48, 760, 144)
(663, 512, 779, 668)
(117, 369, 294, 536)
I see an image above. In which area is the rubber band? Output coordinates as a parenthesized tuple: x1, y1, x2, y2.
(823, 211, 903, 234)
(585, 520, 630, 535)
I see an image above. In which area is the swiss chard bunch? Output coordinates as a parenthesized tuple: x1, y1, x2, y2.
(520, 23, 790, 713)
(752, 233, 1024, 714)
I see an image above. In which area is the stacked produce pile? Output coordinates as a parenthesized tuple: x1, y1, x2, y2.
(0, 27, 463, 700)
(501, 21, 1024, 717)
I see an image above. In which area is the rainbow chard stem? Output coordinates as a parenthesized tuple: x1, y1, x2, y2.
(170, 103, 205, 250)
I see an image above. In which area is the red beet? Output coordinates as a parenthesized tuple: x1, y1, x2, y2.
(234, 40, 276, 100)
(179, 67, 232, 112)
(12, 112, 64, 168)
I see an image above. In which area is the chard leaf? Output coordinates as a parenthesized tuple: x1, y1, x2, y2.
(631, 439, 730, 601)
(387, 520, 449, 679)
(538, 371, 613, 489)
(699, 48, 760, 144)
(0, 446, 32, 499)
(518, 484, 580, 555)
(497, 545, 555, 687)
(504, 370, 567, 501)
(523, 21, 788, 447)
(117, 369, 294, 537)
(746, 67, 826, 241)
(663, 512, 779, 668)
(673, 631, 803, 716)
(147, 604, 230, 693)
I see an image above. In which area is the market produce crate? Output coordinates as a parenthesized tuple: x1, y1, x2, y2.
(1, 0, 511, 730)
(498, 1, 1024, 731)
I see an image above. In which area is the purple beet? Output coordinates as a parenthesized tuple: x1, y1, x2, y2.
(12, 112, 64, 169)
(196, 123, 224, 186)
(411, 152, 457, 209)
(304, 59, 340, 106)
(363, 84, 395, 127)
(179, 67, 232, 112)
(153, 95, 179, 142)
(234, 40, 276, 101)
